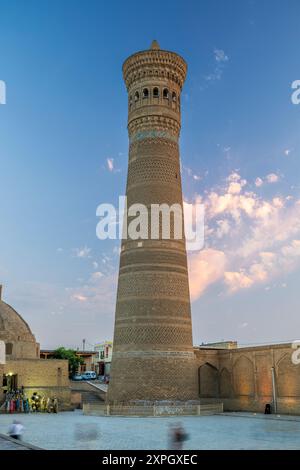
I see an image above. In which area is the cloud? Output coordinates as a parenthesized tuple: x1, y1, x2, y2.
(183, 166, 203, 181)
(106, 157, 121, 173)
(89, 271, 104, 283)
(72, 294, 88, 302)
(188, 249, 226, 300)
(227, 181, 244, 194)
(223, 239, 300, 294)
(255, 177, 263, 187)
(281, 239, 300, 257)
(255, 173, 281, 187)
(227, 172, 241, 182)
(236, 199, 300, 258)
(224, 271, 253, 292)
(214, 49, 229, 63)
(186, 171, 300, 300)
(216, 219, 231, 238)
(226, 171, 247, 194)
(74, 246, 91, 258)
(266, 173, 280, 184)
(205, 70, 223, 82)
(107, 158, 114, 172)
(204, 48, 229, 82)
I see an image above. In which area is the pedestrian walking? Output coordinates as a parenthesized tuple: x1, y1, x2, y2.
(8, 420, 24, 440)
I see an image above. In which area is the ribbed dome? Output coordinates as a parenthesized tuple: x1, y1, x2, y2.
(0, 286, 38, 359)
(0, 299, 35, 343)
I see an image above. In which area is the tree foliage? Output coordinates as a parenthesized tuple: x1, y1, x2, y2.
(53, 347, 84, 377)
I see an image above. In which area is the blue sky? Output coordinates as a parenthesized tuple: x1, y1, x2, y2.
(0, 0, 300, 349)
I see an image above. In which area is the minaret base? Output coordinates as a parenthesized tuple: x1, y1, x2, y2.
(107, 351, 199, 404)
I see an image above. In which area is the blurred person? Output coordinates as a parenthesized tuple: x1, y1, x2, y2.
(169, 423, 189, 450)
(74, 423, 100, 450)
(8, 420, 24, 440)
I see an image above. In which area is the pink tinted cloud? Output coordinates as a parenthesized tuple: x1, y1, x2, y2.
(186, 171, 300, 300)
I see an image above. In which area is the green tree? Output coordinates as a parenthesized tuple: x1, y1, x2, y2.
(52, 347, 84, 377)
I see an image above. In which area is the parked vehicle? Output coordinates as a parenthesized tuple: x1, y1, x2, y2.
(82, 371, 97, 380)
(72, 374, 83, 381)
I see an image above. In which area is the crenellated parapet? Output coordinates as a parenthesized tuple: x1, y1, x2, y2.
(122, 41, 187, 91)
(123, 41, 187, 126)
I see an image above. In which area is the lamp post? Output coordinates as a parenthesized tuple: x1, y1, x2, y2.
(271, 366, 277, 413)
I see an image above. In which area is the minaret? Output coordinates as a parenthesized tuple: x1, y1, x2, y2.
(107, 41, 198, 403)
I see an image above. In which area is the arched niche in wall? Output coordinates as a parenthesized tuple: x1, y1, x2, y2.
(233, 355, 255, 396)
(277, 353, 300, 397)
(219, 367, 232, 398)
(199, 362, 219, 398)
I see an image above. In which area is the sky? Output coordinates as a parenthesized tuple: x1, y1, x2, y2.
(0, 0, 300, 349)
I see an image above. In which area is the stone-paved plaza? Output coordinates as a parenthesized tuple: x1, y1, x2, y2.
(0, 411, 300, 450)
(0, 435, 30, 450)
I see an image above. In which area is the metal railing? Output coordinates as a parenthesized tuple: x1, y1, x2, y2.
(83, 402, 223, 416)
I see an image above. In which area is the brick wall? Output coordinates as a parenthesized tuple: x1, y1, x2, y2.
(0, 359, 71, 410)
(194, 343, 300, 415)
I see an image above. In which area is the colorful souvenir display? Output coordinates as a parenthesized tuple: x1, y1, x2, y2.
(0, 389, 30, 413)
(0, 389, 58, 413)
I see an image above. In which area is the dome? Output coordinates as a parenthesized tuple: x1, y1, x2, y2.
(0, 286, 38, 359)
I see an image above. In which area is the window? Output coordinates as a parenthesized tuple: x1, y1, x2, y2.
(172, 92, 177, 102)
(134, 91, 140, 102)
(163, 88, 169, 99)
(57, 367, 62, 386)
(142, 88, 149, 99)
(153, 87, 159, 98)
(5, 343, 13, 355)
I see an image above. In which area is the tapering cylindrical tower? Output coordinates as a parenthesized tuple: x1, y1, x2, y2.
(107, 41, 198, 403)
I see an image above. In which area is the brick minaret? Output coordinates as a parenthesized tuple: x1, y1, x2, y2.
(107, 41, 198, 403)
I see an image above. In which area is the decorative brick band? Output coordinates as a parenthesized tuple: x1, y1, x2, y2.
(129, 130, 178, 144)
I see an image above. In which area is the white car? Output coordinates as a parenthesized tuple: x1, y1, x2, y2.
(82, 371, 97, 380)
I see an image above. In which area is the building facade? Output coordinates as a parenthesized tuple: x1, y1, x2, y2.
(40, 350, 97, 374)
(94, 341, 113, 376)
(195, 343, 300, 415)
